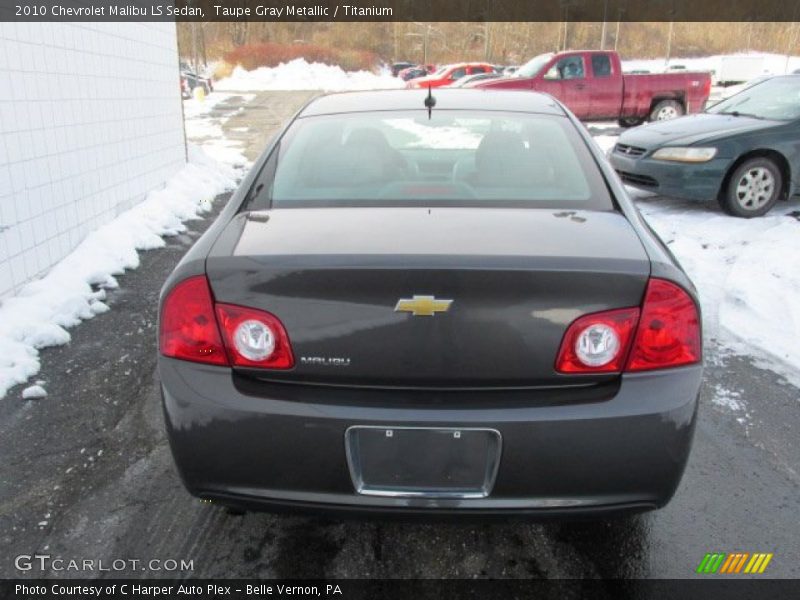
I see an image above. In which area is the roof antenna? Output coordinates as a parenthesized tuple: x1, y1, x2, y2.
(424, 84, 436, 120)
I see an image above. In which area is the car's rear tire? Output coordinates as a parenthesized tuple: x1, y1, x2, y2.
(618, 117, 644, 128)
(649, 99, 685, 122)
(720, 157, 782, 218)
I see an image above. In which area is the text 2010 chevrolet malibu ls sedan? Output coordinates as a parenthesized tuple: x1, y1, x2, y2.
(159, 89, 702, 518)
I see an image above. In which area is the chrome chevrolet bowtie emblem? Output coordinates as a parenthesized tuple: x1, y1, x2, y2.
(394, 295, 453, 317)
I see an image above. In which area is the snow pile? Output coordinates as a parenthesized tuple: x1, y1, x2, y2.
(21, 385, 47, 400)
(634, 197, 800, 385)
(214, 59, 404, 92)
(0, 145, 238, 399)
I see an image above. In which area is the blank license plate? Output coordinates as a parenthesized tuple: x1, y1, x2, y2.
(345, 426, 502, 498)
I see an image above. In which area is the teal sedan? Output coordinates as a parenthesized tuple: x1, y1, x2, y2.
(609, 75, 800, 218)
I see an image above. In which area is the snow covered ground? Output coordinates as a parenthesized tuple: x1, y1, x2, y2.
(183, 92, 252, 171)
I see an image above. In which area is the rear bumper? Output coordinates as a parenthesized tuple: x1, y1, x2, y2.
(610, 151, 731, 201)
(160, 358, 701, 517)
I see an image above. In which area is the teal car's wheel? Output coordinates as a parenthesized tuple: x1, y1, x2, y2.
(720, 157, 782, 218)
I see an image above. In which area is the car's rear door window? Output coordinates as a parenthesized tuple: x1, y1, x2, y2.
(591, 54, 612, 78)
(248, 110, 613, 210)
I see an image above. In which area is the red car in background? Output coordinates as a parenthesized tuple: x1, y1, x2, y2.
(407, 62, 496, 88)
(473, 50, 711, 126)
(399, 64, 436, 81)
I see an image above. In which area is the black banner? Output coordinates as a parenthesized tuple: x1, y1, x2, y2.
(3, 579, 800, 600)
(2, 0, 800, 22)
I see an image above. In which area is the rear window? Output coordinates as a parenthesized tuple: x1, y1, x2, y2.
(246, 110, 613, 210)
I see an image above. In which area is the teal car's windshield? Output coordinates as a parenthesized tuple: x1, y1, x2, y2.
(707, 77, 800, 121)
(516, 54, 554, 78)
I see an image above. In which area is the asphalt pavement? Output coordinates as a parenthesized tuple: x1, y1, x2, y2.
(1, 91, 798, 580)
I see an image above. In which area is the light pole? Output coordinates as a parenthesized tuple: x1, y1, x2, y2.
(665, 21, 674, 67)
(600, 0, 608, 49)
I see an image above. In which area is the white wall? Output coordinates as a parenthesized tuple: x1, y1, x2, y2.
(0, 22, 186, 298)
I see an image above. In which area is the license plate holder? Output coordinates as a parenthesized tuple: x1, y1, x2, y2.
(345, 426, 502, 498)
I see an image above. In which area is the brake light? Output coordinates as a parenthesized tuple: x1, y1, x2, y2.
(555, 278, 701, 374)
(215, 304, 294, 369)
(626, 279, 701, 371)
(160, 277, 295, 369)
(555, 308, 640, 373)
(160, 276, 228, 366)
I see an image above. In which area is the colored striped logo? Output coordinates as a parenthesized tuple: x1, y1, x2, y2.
(696, 552, 774, 574)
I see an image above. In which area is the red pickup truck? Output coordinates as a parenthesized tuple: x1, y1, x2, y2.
(473, 50, 711, 126)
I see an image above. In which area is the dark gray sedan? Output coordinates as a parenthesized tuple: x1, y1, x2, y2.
(159, 89, 702, 518)
(610, 75, 800, 218)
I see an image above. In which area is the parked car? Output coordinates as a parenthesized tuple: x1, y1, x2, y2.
(180, 77, 191, 100)
(453, 72, 504, 87)
(406, 62, 496, 88)
(474, 50, 712, 127)
(399, 64, 435, 81)
(158, 88, 702, 517)
(609, 75, 800, 218)
(181, 68, 213, 95)
(391, 62, 416, 77)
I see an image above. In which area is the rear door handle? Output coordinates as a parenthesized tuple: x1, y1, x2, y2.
(574, 83, 586, 90)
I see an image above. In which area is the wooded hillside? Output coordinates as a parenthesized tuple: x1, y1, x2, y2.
(178, 22, 800, 69)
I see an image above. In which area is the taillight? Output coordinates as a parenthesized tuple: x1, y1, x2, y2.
(160, 276, 228, 366)
(215, 304, 294, 369)
(626, 279, 701, 371)
(159, 277, 295, 369)
(555, 308, 640, 373)
(555, 278, 701, 374)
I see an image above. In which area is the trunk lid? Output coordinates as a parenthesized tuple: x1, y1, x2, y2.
(206, 208, 650, 387)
